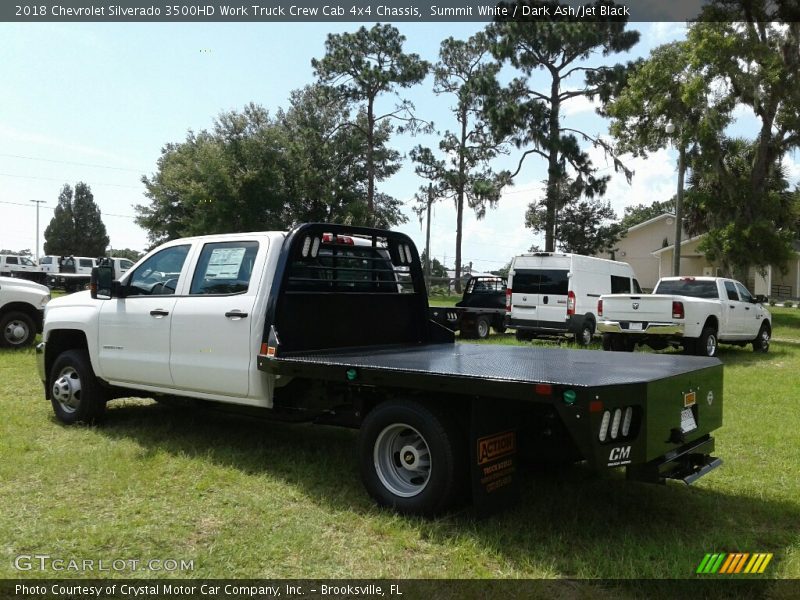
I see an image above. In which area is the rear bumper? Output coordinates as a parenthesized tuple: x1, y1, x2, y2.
(626, 435, 722, 485)
(506, 315, 586, 336)
(597, 320, 684, 336)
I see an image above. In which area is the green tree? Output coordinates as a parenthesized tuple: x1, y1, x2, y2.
(525, 175, 621, 255)
(278, 85, 406, 228)
(44, 183, 109, 256)
(312, 24, 430, 221)
(605, 41, 717, 274)
(684, 138, 800, 279)
(411, 33, 511, 291)
(137, 104, 289, 246)
(486, 1, 638, 251)
(680, 5, 800, 274)
(108, 248, 143, 261)
(618, 199, 676, 230)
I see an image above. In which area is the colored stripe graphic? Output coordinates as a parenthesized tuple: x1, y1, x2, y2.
(697, 553, 773, 575)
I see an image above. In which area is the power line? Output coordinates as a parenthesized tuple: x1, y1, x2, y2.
(0, 172, 142, 189)
(0, 199, 137, 220)
(0, 152, 147, 173)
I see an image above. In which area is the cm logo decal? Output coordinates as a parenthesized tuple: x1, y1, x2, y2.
(477, 431, 516, 465)
(608, 445, 631, 466)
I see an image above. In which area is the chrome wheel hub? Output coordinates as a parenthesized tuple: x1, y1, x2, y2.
(4, 319, 29, 344)
(374, 423, 432, 498)
(52, 366, 81, 413)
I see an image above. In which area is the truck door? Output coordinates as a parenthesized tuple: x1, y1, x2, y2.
(98, 244, 191, 387)
(169, 240, 262, 397)
(734, 281, 761, 338)
(509, 270, 541, 327)
(537, 269, 569, 329)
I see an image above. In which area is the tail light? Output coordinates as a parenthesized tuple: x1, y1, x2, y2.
(505, 288, 512, 312)
(597, 299, 603, 317)
(567, 290, 576, 315)
(321, 233, 354, 245)
(672, 301, 685, 319)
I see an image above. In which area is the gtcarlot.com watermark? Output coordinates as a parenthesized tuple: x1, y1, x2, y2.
(14, 554, 194, 573)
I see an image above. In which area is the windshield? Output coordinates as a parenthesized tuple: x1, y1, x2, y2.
(654, 279, 719, 299)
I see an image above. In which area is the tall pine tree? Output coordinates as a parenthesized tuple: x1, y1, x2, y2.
(44, 183, 109, 257)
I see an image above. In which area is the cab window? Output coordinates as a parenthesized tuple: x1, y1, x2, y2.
(735, 282, 753, 303)
(724, 281, 739, 301)
(127, 245, 190, 296)
(190, 241, 259, 295)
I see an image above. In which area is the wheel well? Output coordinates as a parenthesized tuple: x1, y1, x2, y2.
(702, 315, 718, 332)
(45, 330, 89, 394)
(0, 302, 42, 331)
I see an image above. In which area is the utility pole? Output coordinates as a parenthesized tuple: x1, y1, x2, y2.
(30, 200, 46, 261)
(424, 184, 433, 289)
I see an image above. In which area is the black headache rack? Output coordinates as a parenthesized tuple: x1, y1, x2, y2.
(260, 222, 453, 357)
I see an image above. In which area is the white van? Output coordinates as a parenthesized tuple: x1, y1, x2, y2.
(506, 253, 640, 344)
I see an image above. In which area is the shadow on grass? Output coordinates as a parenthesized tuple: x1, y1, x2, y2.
(84, 399, 798, 593)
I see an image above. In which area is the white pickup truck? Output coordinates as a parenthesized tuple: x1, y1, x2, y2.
(36, 225, 727, 515)
(0, 276, 50, 347)
(597, 276, 772, 357)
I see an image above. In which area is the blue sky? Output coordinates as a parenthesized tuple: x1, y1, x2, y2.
(1, 21, 795, 270)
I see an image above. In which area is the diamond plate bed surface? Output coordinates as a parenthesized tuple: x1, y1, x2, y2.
(275, 343, 720, 387)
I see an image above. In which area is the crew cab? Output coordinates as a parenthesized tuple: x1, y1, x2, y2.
(429, 276, 507, 339)
(0, 276, 50, 347)
(597, 276, 772, 357)
(38, 224, 725, 516)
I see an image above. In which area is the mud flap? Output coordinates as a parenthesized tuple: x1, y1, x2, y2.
(470, 398, 520, 517)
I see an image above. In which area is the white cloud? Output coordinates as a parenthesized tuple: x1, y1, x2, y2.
(648, 22, 688, 44)
(560, 94, 601, 118)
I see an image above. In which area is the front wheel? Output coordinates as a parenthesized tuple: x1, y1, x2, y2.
(752, 323, 771, 353)
(358, 399, 466, 516)
(0, 311, 37, 348)
(49, 350, 106, 424)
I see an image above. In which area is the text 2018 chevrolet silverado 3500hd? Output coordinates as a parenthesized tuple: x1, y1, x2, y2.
(37, 224, 724, 515)
(598, 276, 771, 357)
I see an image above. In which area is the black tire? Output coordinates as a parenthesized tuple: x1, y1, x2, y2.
(695, 326, 718, 357)
(49, 349, 106, 424)
(493, 320, 507, 334)
(575, 319, 594, 346)
(358, 399, 467, 516)
(0, 311, 37, 348)
(681, 339, 697, 355)
(515, 330, 533, 342)
(601, 333, 613, 351)
(475, 316, 491, 339)
(752, 322, 771, 353)
(610, 334, 634, 352)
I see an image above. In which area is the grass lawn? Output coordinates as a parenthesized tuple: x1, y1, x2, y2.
(1, 314, 799, 592)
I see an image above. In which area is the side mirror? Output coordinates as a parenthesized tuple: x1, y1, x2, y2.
(90, 265, 114, 299)
(754, 294, 768, 304)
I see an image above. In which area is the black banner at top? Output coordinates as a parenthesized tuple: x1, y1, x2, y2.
(4, 0, 718, 23)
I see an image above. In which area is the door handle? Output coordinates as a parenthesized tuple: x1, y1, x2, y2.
(225, 311, 248, 319)
(745, 306, 750, 310)
(729, 305, 735, 309)
(150, 309, 169, 317)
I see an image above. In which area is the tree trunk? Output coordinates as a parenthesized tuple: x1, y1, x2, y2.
(454, 106, 468, 294)
(545, 75, 560, 252)
(673, 140, 686, 276)
(366, 95, 376, 223)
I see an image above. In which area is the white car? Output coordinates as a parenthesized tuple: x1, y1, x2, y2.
(0, 276, 50, 347)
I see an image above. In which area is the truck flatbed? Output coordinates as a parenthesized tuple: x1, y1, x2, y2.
(258, 343, 720, 401)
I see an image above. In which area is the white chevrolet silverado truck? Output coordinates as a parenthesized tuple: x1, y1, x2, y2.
(37, 224, 727, 515)
(597, 276, 771, 357)
(0, 276, 50, 347)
